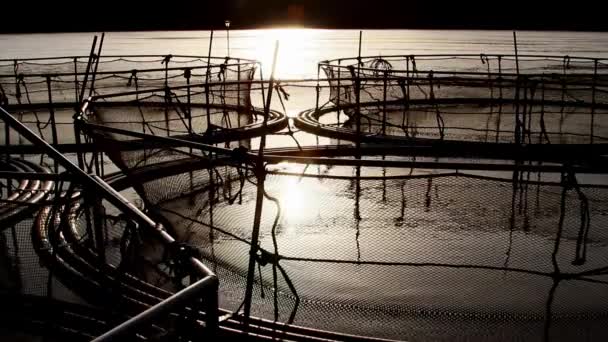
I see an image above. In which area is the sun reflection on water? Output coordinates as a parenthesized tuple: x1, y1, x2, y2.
(253, 28, 322, 79)
(271, 162, 323, 225)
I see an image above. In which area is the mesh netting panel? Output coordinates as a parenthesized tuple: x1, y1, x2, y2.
(317, 56, 608, 145)
(0, 56, 257, 104)
(113, 156, 608, 341)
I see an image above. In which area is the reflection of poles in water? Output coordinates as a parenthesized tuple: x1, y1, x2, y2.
(543, 171, 569, 342)
(424, 177, 433, 211)
(207, 168, 217, 272)
(504, 169, 519, 269)
(354, 165, 362, 221)
(543, 279, 560, 342)
(382, 157, 387, 203)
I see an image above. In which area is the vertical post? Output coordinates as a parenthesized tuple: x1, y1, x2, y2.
(88, 32, 105, 99)
(336, 60, 342, 131)
(205, 278, 219, 334)
(354, 31, 363, 220)
(73, 57, 79, 103)
(225, 20, 231, 57)
(513, 31, 520, 76)
(590, 59, 597, 144)
(382, 69, 388, 136)
(3, 115, 10, 195)
(46, 76, 59, 173)
(205, 30, 214, 131)
(355, 31, 363, 157)
(496, 55, 503, 143)
(243, 41, 279, 325)
(79, 35, 98, 103)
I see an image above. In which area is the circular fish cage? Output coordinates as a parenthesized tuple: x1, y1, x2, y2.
(77, 81, 288, 175)
(0, 55, 259, 104)
(297, 55, 608, 146)
(0, 55, 261, 146)
(34, 134, 608, 340)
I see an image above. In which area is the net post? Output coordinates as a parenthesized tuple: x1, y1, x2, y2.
(382, 69, 388, 136)
(355, 31, 362, 158)
(243, 40, 279, 326)
(205, 30, 214, 132)
(496, 55, 503, 143)
(46, 76, 59, 173)
(88, 32, 105, 99)
(590, 59, 597, 144)
(73, 57, 79, 103)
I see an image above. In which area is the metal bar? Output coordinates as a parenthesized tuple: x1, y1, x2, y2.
(87, 32, 105, 98)
(243, 40, 279, 323)
(205, 30, 214, 131)
(46, 76, 59, 172)
(0, 171, 65, 181)
(591, 59, 598, 143)
(79, 35, 98, 103)
(92, 275, 218, 342)
(0, 106, 213, 278)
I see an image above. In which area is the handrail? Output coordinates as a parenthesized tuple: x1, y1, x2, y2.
(92, 274, 218, 342)
(320, 53, 608, 64)
(0, 60, 258, 79)
(0, 105, 219, 338)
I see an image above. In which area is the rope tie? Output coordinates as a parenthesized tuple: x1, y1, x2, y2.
(15, 73, 25, 100)
(563, 55, 571, 72)
(183, 68, 191, 80)
(126, 70, 138, 87)
(161, 54, 173, 65)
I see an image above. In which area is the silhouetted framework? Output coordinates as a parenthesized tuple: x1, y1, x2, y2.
(1, 51, 607, 341)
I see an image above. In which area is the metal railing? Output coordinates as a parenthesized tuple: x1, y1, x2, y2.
(0, 105, 219, 340)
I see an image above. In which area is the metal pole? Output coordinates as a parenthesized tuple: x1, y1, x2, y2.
(79, 36, 98, 103)
(205, 30, 214, 131)
(92, 275, 218, 342)
(243, 40, 279, 323)
(0, 106, 215, 276)
(225, 20, 231, 57)
(46, 76, 59, 173)
(513, 31, 520, 75)
(88, 32, 105, 98)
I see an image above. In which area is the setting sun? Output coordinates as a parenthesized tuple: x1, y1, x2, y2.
(253, 28, 322, 79)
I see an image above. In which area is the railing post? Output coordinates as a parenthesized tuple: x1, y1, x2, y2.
(46, 76, 59, 172)
(205, 276, 219, 335)
(590, 59, 597, 144)
(382, 69, 388, 136)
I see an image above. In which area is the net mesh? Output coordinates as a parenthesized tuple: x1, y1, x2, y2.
(314, 55, 608, 144)
(77, 137, 608, 341)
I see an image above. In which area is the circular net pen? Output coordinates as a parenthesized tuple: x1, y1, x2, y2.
(0, 55, 260, 146)
(76, 79, 288, 175)
(0, 55, 260, 104)
(298, 55, 608, 146)
(72, 122, 608, 341)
